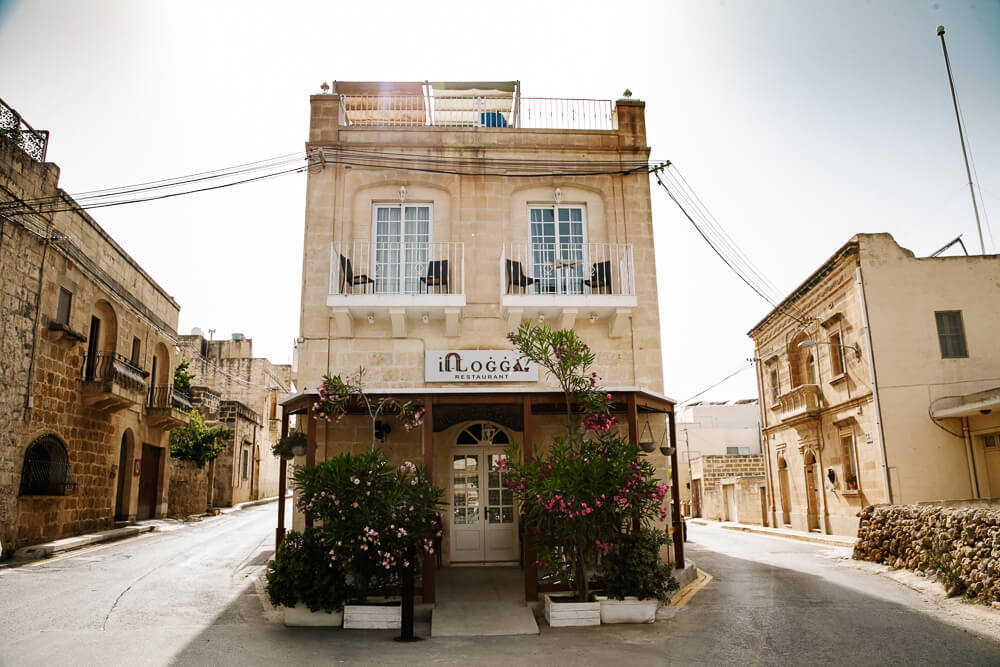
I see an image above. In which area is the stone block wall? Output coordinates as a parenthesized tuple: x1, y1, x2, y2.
(167, 459, 209, 517)
(692, 455, 766, 524)
(855, 504, 1000, 603)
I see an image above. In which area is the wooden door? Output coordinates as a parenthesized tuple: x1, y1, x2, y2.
(114, 435, 130, 521)
(137, 444, 161, 520)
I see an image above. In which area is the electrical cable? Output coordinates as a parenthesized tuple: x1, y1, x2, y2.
(678, 363, 753, 405)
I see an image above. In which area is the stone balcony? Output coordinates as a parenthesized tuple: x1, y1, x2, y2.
(81, 352, 148, 413)
(145, 386, 193, 430)
(777, 384, 822, 423)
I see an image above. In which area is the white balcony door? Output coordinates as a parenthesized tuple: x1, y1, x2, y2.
(450, 422, 518, 563)
(373, 204, 431, 294)
(529, 205, 586, 294)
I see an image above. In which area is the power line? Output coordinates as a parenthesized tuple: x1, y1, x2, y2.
(678, 363, 753, 405)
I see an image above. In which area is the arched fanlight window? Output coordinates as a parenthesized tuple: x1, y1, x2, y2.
(455, 422, 510, 446)
(19, 435, 76, 496)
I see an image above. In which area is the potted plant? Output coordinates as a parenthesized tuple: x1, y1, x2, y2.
(272, 431, 307, 459)
(265, 528, 356, 626)
(596, 528, 679, 623)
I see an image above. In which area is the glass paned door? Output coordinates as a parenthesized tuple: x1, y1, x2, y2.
(529, 206, 585, 294)
(374, 204, 430, 294)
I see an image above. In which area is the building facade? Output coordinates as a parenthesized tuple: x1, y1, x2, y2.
(176, 333, 292, 506)
(748, 233, 1000, 537)
(674, 399, 761, 516)
(283, 81, 678, 601)
(0, 100, 186, 555)
(689, 454, 766, 524)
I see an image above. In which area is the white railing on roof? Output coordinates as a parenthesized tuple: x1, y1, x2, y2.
(502, 243, 635, 296)
(330, 241, 465, 296)
(338, 95, 614, 130)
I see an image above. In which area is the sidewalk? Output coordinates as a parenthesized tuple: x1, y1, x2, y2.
(5, 494, 287, 565)
(688, 518, 857, 548)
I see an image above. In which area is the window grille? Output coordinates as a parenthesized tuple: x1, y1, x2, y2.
(56, 288, 72, 326)
(20, 435, 76, 496)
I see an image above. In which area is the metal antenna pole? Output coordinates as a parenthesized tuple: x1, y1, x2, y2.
(937, 25, 986, 255)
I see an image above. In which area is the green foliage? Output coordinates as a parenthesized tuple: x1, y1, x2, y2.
(173, 359, 195, 394)
(502, 323, 672, 602)
(169, 411, 229, 467)
(293, 446, 443, 600)
(272, 431, 306, 459)
(265, 529, 356, 612)
(314, 367, 424, 444)
(599, 528, 679, 602)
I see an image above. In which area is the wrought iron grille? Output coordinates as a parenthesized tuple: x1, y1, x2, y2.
(19, 435, 76, 496)
(84, 351, 148, 392)
(148, 385, 193, 411)
(0, 97, 49, 162)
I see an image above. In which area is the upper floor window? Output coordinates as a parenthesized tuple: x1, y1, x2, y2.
(806, 354, 818, 385)
(935, 310, 968, 358)
(373, 203, 431, 294)
(769, 368, 780, 404)
(130, 337, 141, 366)
(55, 288, 72, 326)
(529, 205, 586, 294)
(829, 331, 845, 376)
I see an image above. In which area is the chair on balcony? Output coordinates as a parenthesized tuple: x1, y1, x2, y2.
(420, 260, 449, 294)
(584, 260, 612, 294)
(339, 255, 374, 294)
(505, 259, 535, 294)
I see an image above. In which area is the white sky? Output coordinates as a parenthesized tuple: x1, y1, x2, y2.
(1, 0, 998, 403)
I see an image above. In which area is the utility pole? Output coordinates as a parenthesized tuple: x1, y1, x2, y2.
(937, 25, 986, 255)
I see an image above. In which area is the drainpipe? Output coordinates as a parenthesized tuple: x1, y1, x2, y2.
(855, 266, 892, 504)
(962, 417, 981, 499)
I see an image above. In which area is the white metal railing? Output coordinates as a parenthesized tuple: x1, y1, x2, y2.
(502, 243, 635, 296)
(338, 95, 614, 131)
(330, 241, 464, 296)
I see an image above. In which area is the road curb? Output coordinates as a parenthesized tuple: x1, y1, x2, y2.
(10, 524, 157, 562)
(690, 519, 857, 548)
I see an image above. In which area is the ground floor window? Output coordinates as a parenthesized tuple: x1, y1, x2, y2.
(20, 435, 74, 496)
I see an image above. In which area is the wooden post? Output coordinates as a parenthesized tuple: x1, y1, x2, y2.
(276, 410, 289, 548)
(305, 410, 316, 530)
(667, 409, 685, 569)
(422, 397, 436, 604)
(522, 396, 537, 602)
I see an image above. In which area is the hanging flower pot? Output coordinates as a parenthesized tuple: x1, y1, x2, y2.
(272, 431, 308, 459)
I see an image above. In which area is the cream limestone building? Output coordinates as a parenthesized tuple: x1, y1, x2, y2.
(281, 81, 680, 603)
(748, 233, 1000, 537)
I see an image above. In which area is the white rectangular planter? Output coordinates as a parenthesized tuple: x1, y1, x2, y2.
(283, 603, 343, 627)
(544, 593, 601, 627)
(595, 596, 658, 624)
(343, 602, 402, 629)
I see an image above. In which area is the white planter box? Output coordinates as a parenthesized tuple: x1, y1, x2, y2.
(544, 593, 601, 627)
(595, 596, 658, 624)
(283, 603, 343, 627)
(343, 602, 402, 629)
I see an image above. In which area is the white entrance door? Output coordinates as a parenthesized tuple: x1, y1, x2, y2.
(450, 422, 518, 563)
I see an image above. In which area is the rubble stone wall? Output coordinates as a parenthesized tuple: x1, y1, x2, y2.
(854, 503, 1000, 603)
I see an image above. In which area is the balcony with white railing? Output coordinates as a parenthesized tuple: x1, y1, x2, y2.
(500, 243, 637, 337)
(328, 241, 465, 337)
(777, 384, 822, 423)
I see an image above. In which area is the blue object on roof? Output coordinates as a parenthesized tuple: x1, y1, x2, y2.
(480, 112, 507, 128)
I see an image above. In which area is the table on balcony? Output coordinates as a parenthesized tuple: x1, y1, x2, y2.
(550, 258, 581, 295)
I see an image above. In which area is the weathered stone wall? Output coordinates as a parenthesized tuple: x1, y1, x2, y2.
(854, 504, 1000, 603)
(167, 459, 209, 517)
(692, 455, 766, 525)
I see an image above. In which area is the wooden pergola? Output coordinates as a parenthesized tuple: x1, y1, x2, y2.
(277, 387, 683, 604)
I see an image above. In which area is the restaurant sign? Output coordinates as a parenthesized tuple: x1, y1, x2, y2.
(425, 350, 538, 383)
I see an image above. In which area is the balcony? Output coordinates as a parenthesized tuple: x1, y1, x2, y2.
(777, 384, 822, 423)
(328, 241, 465, 337)
(81, 352, 148, 413)
(335, 82, 614, 131)
(500, 243, 637, 337)
(145, 386, 193, 430)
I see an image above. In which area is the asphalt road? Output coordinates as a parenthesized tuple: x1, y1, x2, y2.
(2, 509, 1000, 666)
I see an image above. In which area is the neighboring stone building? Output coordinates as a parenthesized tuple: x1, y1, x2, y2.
(0, 100, 187, 555)
(748, 233, 1000, 537)
(281, 81, 680, 603)
(176, 333, 292, 507)
(689, 455, 766, 525)
(674, 399, 761, 516)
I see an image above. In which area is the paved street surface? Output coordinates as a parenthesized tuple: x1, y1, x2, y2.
(3, 509, 1000, 666)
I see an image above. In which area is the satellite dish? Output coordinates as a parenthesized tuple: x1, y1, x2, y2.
(191, 327, 205, 336)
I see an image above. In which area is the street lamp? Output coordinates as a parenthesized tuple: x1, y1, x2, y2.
(797, 339, 861, 360)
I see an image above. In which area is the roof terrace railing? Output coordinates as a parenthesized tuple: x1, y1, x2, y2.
(339, 95, 615, 131)
(0, 96, 49, 162)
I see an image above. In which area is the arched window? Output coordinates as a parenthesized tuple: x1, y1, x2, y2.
(19, 435, 75, 496)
